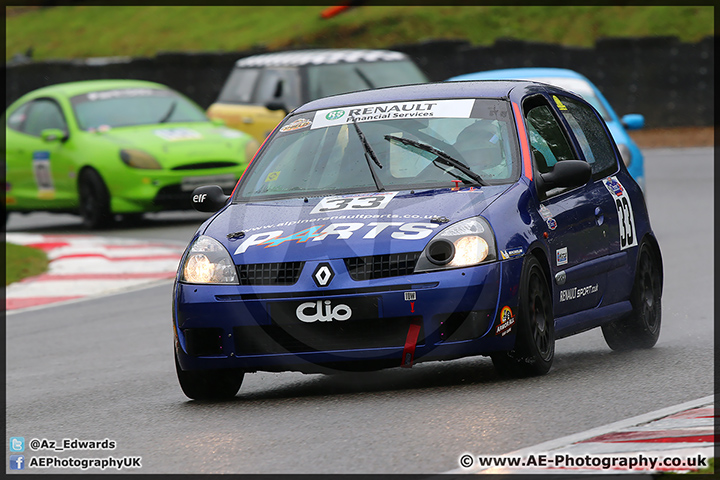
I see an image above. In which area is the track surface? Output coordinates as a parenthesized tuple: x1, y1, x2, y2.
(6, 148, 713, 474)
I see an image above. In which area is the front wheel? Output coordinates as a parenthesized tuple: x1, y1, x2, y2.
(491, 255, 555, 377)
(175, 352, 244, 400)
(78, 169, 113, 229)
(602, 242, 662, 350)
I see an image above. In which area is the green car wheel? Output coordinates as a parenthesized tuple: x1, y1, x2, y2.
(78, 169, 113, 229)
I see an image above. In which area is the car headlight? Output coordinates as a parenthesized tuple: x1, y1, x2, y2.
(120, 149, 162, 169)
(617, 143, 632, 167)
(414, 216, 497, 272)
(180, 235, 239, 284)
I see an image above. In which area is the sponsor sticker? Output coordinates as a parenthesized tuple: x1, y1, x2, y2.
(404, 291, 416, 301)
(559, 283, 599, 302)
(265, 171, 281, 182)
(154, 128, 203, 141)
(233, 221, 439, 254)
(500, 247, 524, 260)
(553, 95, 568, 111)
(280, 118, 312, 133)
(539, 204, 553, 220)
(495, 306, 516, 336)
(556, 247, 568, 266)
(32, 151, 55, 197)
(311, 99, 476, 129)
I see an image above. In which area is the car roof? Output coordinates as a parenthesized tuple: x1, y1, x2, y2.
(447, 67, 589, 82)
(20, 79, 168, 99)
(235, 49, 410, 68)
(294, 80, 541, 113)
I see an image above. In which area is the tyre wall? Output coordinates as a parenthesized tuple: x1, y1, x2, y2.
(5, 36, 714, 128)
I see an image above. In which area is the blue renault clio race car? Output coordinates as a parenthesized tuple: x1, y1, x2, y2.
(173, 80, 663, 400)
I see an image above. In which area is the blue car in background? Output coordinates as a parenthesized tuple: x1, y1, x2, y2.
(447, 68, 646, 191)
(174, 80, 662, 399)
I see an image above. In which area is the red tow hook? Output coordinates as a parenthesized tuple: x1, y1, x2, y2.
(401, 316, 423, 368)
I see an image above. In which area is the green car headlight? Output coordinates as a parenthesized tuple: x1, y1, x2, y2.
(120, 149, 162, 169)
(180, 236, 239, 284)
(415, 216, 497, 272)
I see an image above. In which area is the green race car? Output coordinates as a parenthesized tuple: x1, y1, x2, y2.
(5, 79, 259, 228)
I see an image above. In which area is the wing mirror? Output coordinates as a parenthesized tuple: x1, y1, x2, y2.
(41, 128, 67, 143)
(191, 185, 230, 213)
(620, 114, 645, 130)
(536, 160, 592, 198)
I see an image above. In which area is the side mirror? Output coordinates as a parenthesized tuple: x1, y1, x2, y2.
(41, 128, 67, 142)
(537, 160, 592, 197)
(265, 101, 287, 114)
(191, 185, 230, 213)
(620, 114, 645, 131)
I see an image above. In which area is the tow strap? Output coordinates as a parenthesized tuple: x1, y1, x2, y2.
(400, 317, 423, 368)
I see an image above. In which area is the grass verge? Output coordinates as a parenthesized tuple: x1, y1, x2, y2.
(5, 242, 49, 285)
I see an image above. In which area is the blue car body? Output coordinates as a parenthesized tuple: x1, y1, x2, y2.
(447, 68, 646, 191)
(173, 80, 662, 399)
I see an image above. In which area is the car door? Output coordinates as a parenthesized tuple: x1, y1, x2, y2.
(523, 94, 612, 317)
(6, 97, 76, 210)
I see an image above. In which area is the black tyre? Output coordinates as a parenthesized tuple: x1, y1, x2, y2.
(175, 352, 244, 400)
(602, 242, 662, 351)
(78, 169, 113, 229)
(491, 255, 555, 377)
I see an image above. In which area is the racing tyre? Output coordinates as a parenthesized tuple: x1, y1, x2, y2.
(175, 352, 244, 400)
(602, 242, 662, 351)
(78, 169, 113, 229)
(491, 256, 554, 377)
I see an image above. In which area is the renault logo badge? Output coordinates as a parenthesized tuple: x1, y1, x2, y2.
(312, 263, 334, 287)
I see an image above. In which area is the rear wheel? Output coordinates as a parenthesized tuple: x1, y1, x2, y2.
(78, 169, 113, 229)
(175, 352, 244, 400)
(492, 255, 555, 377)
(602, 242, 662, 350)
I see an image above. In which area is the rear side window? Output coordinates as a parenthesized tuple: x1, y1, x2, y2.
(216, 68, 261, 104)
(555, 95, 618, 179)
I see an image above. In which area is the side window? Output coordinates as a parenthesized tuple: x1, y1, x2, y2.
(525, 103, 574, 174)
(556, 95, 619, 179)
(254, 68, 301, 110)
(22, 99, 67, 137)
(216, 67, 261, 104)
(7, 102, 31, 132)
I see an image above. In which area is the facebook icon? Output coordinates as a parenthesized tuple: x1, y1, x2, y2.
(10, 455, 25, 470)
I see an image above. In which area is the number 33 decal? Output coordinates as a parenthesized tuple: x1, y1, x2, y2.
(604, 177, 637, 250)
(311, 192, 397, 214)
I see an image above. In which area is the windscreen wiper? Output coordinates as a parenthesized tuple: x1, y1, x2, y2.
(158, 101, 177, 123)
(351, 118, 385, 192)
(384, 134, 488, 186)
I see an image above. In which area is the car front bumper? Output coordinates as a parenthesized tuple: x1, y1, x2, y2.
(174, 257, 525, 373)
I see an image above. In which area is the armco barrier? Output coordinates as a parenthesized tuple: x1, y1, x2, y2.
(5, 36, 714, 128)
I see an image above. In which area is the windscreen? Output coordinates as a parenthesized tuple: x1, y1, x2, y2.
(235, 98, 519, 201)
(305, 60, 429, 100)
(70, 88, 208, 130)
